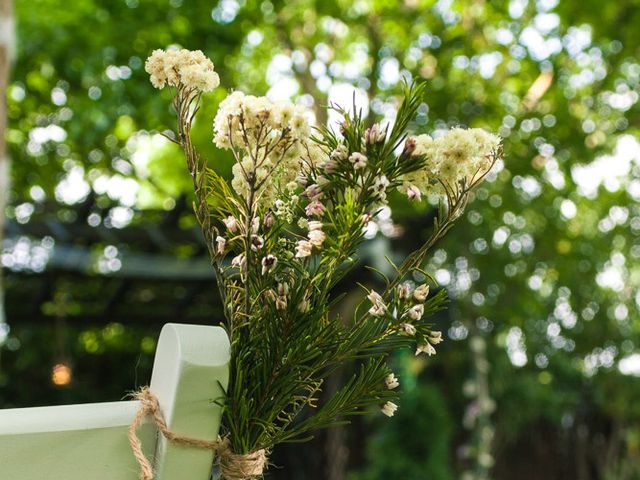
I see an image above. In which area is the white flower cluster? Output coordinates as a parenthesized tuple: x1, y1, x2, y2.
(145, 49, 220, 92)
(400, 128, 501, 198)
(213, 91, 314, 206)
(213, 91, 310, 148)
(370, 282, 444, 357)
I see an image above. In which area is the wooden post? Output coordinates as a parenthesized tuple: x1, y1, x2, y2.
(149, 323, 230, 479)
(0, 0, 13, 326)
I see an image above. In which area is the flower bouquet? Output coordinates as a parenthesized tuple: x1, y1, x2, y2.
(145, 48, 501, 479)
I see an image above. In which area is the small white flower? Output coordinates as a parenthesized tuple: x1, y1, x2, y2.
(368, 290, 384, 305)
(405, 304, 424, 321)
(305, 200, 326, 217)
(399, 323, 417, 336)
(397, 282, 413, 300)
(223, 216, 239, 233)
(370, 175, 390, 199)
(231, 253, 246, 269)
(261, 254, 277, 275)
(308, 220, 323, 231)
(308, 229, 326, 247)
(295, 240, 313, 258)
(415, 342, 437, 356)
(216, 236, 226, 255)
(385, 373, 400, 390)
(349, 152, 368, 170)
(369, 304, 387, 317)
(374, 175, 390, 189)
(429, 331, 443, 345)
(367, 290, 387, 316)
(304, 184, 322, 200)
(251, 235, 264, 251)
(330, 144, 348, 162)
(381, 401, 398, 417)
(406, 185, 422, 201)
(413, 284, 430, 302)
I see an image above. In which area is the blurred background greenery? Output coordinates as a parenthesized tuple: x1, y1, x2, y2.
(1, 0, 639, 479)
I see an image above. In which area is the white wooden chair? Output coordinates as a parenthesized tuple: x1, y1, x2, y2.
(0, 323, 230, 480)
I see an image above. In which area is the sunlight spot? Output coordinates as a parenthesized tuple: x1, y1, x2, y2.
(619, 354, 640, 376)
(571, 135, 640, 198)
(506, 326, 527, 367)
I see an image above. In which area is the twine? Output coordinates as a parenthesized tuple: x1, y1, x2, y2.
(128, 387, 267, 480)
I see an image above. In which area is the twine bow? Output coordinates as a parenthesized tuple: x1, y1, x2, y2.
(128, 387, 267, 480)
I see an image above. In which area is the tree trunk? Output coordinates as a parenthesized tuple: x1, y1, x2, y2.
(0, 0, 14, 326)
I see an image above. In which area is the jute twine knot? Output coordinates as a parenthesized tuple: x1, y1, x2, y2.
(128, 387, 267, 480)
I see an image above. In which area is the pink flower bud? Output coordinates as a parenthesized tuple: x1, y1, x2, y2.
(406, 185, 422, 201)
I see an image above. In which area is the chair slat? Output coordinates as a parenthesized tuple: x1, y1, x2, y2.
(0, 323, 230, 480)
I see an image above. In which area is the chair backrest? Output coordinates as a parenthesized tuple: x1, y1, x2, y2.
(0, 323, 230, 480)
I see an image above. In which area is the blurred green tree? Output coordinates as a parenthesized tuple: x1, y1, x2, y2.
(3, 0, 640, 479)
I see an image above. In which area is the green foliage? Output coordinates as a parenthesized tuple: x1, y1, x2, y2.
(5, 0, 640, 477)
(349, 383, 454, 480)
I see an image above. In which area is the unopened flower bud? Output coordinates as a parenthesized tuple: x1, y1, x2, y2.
(276, 296, 287, 310)
(308, 220, 323, 231)
(365, 123, 386, 145)
(305, 200, 326, 217)
(299, 295, 311, 313)
(397, 282, 412, 300)
(406, 304, 424, 320)
(330, 144, 348, 162)
(264, 211, 275, 229)
(321, 160, 337, 173)
(403, 136, 417, 156)
(406, 185, 422, 202)
(413, 284, 430, 302)
(304, 184, 322, 200)
(277, 282, 289, 295)
(216, 236, 226, 255)
(415, 343, 436, 356)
